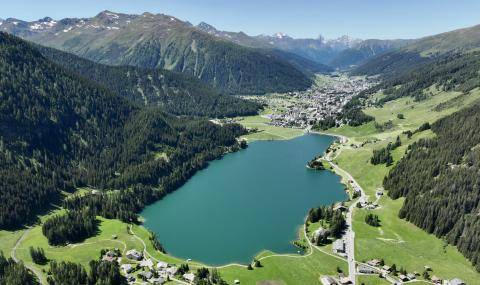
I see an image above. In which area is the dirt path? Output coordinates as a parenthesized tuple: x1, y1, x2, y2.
(11, 229, 44, 284)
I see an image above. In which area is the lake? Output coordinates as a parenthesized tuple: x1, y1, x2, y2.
(141, 134, 347, 265)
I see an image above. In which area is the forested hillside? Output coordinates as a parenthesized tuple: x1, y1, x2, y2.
(354, 24, 480, 77)
(363, 51, 480, 104)
(384, 102, 480, 270)
(2, 11, 314, 94)
(0, 32, 246, 229)
(38, 45, 260, 117)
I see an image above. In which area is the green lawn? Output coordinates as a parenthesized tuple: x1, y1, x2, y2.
(327, 89, 480, 283)
(0, 230, 23, 257)
(237, 115, 304, 141)
(219, 249, 347, 285)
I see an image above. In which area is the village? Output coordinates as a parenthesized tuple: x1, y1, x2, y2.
(240, 74, 376, 129)
(100, 247, 204, 285)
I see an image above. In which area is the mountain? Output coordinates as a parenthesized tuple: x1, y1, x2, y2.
(0, 32, 247, 229)
(37, 45, 261, 117)
(195, 22, 411, 69)
(0, 11, 313, 95)
(354, 24, 480, 76)
(328, 39, 412, 69)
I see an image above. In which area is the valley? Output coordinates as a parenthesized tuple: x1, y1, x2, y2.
(1, 3, 480, 285)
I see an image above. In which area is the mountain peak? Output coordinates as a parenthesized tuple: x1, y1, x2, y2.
(274, 32, 290, 39)
(197, 22, 217, 33)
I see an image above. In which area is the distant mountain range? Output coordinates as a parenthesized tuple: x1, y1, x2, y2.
(354, 24, 480, 77)
(195, 22, 413, 69)
(0, 11, 325, 95)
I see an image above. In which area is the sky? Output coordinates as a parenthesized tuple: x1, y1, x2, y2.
(1, 0, 479, 40)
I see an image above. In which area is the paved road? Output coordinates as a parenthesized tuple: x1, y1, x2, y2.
(324, 140, 366, 285)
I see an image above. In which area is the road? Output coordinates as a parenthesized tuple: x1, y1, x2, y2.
(323, 137, 366, 285)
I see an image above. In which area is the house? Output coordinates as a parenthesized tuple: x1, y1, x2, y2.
(357, 264, 376, 274)
(183, 273, 195, 283)
(140, 258, 154, 269)
(398, 274, 409, 282)
(431, 276, 441, 284)
(126, 249, 143, 261)
(139, 271, 153, 280)
(382, 265, 392, 273)
(406, 273, 416, 280)
(367, 259, 381, 267)
(448, 278, 466, 285)
(156, 261, 168, 269)
(320, 276, 338, 285)
(332, 239, 345, 254)
(166, 266, 178, 275)
(233, 280, 240, 284)
(121, 264, 133, 274)
(339, 277, 351, 284)
(125, 274, 135, 282)
(313, 227, 330, 243)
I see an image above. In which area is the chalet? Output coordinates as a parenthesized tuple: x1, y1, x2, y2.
(156, 261, 168, 269)
(339, 276, 352, 284)
(367, 259, 381, 267)
(357, 264, 376, 274)
(234, 280, 240, 284)
(125, 274, 135, 282)
(382, 265, 392, 273)
(140, 258, 154, 269)
(398, 274, 409, 282)
(166, 266, 178, 275)
(431, 276, 441, 284)
(121, 264, 133, 274)
(126, 249, 143, 261)
(313, 227, 330, 243)
(183, 273, 195, 283)
(332, 239, 345, 254)
(407, 273, 416, 280)
(139, 271, 153, 280)
(448, 278, 465, 285)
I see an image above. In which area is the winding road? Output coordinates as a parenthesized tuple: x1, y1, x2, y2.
(323, 136, 366, 285)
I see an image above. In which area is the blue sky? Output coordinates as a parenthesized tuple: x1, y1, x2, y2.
(1, 0, 479, 39)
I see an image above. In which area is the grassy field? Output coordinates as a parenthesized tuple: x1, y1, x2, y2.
(327, 89, 480, 283)
(236, 115, 304, 141)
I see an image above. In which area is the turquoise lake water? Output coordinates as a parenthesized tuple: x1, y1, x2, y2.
(141, 134, 347, 265)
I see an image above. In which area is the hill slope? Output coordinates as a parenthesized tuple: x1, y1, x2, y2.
(37, 45, 260, 117)
(354, 24, 480, 76)
(1, 11, 313, 94)
(0, 32, 246, 229)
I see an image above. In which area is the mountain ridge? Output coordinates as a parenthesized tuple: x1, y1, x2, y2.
(0, 11, 317, 95)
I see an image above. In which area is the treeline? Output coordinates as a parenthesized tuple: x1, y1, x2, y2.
(42, 210, 98, 245)
(0, 252, 38, 284)
(365, 214, 381, 227)
(38, 45, 261, 118)
(384, 102, 480, 271)
(0, 32, 246, 229)
(362, 51, 480, 105)
(195, 268, 228, 285)
(29, 247, 48, 265)
(371, 136, 401, 166)
(47, 260, 126, 285)
(307, 205, 347, 238)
